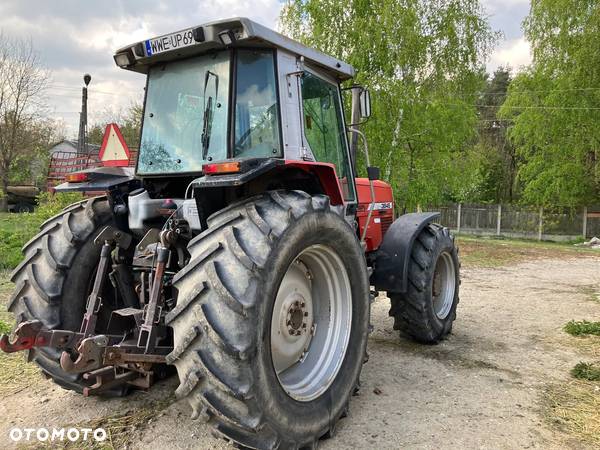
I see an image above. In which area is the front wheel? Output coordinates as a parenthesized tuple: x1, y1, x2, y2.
(388, 224, 460, 343)
(167, 191, 370, 449)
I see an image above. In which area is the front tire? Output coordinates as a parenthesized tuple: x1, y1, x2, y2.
(389, 224, 460, 343)
(167, 191, 370, 449)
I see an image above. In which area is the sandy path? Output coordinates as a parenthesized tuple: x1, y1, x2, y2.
(1, 257, 599, 449)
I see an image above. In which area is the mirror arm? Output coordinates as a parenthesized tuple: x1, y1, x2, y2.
(349, 86, 362, 169)
(347, 127, 376, 244)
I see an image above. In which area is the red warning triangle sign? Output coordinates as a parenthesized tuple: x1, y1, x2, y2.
(98, 123, 131, 167)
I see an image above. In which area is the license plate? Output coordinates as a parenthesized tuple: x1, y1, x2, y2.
(145, 29, 195, 56)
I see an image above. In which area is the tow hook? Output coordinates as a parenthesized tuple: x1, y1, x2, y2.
(0, 320, 44, 352)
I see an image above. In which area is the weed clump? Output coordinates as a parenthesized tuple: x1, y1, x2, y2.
(564, 320, 600, 336)
(571, 362, 600, 381)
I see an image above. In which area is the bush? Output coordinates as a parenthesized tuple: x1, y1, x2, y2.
(571, 362, 600, 381)
(0, 192, 84, 270)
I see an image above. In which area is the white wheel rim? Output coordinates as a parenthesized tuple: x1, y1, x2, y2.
(270, 244, 352, 402)
(432, 251, 456, 320)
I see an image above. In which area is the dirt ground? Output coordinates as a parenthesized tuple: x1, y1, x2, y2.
(1, 239, 599, 449)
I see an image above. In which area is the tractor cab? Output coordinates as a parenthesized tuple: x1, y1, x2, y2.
(113, 18, 375, 229)
(115, 18, 356, 175)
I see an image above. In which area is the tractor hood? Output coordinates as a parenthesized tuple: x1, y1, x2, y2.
(113, 17, 355, 82)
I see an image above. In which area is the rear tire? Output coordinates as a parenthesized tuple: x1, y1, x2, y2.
(167, 191, 370, 449)
(7, 197, 127, 395)
(388, 224, 459, 344)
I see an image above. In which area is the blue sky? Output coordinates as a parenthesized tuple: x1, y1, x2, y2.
(0, 0, 531, 137)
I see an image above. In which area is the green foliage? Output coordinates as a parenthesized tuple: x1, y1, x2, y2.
(571, 362, 600, 381)
(0, 319, 11, 334)
(500, 0, 600, 207)
(88, 102, 142, 149)
(280, 0, 497, 210)
(33, 191, 83, 218)
(0, 192, 83, 269)
(564, 320, 600, 337)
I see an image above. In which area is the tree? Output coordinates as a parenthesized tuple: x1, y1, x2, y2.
(88, 102, 143, 149)
(475, 66, 518, 203)
(10, 118, 64, 187)
(500, 0, 600, 207)
(0, 35, 50, 210)
(281, 0, 497, 209)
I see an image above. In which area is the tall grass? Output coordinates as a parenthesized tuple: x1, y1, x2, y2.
(0, 192, 84, 269)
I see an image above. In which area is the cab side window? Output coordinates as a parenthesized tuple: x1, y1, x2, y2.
(300, 72, 355, 201)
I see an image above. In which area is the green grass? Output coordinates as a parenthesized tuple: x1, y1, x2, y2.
(0, 270, 40, 396)
(0, 318, 11, 334)
(0, 192, 83, 270)
(571, 362, 600, 381)
(457, 234, 598, 268)
(564, 320, 600, 337)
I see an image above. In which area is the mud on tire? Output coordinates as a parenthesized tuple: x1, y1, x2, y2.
(7, 197, 125, 394)
(167, 190, 370, 449)
(389, 224, 460, 344)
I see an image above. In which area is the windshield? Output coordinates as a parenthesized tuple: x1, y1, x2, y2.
(138, 49, 281, 175)
(138, 51, 230, 174)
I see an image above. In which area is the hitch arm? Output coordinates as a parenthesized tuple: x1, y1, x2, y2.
(80, 241, 112, 336)
(137, 245, 169, 353)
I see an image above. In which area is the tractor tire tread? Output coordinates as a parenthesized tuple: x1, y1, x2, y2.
(168, 191, 356, 449)
(389, 223, 460, 344)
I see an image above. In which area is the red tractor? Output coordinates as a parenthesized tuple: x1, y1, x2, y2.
(1, 18, 459, 449)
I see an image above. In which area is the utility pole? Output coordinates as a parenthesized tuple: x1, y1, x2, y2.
(77, 73, 91, 154)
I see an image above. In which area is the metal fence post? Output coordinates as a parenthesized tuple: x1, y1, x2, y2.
(457, 203, 462, 233)
(497, 204, 502, 236)
(583, 206, 588, 239)
(538, 206, 543, 241)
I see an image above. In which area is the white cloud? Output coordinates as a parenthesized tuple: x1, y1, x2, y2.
(0, 0, 284, 137)
(481, 0, 529, 15)
(489, 37, 532, 72)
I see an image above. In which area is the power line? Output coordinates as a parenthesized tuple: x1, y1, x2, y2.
(451, 87, 600, 98)
(47, 86, 123, 96)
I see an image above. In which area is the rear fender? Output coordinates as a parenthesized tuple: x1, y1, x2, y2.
(53, 166, 139, 192)
(284, 161, 344, 205)
(191, 158, 345, 206)
(370, 212, 441, 293)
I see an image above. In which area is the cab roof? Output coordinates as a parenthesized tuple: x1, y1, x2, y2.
(114, 17, 355, 81)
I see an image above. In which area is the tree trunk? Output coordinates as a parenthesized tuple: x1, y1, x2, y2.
(1, 177, 9, 212)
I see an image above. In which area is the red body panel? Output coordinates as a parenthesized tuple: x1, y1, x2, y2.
(284, 161, 394, 251)
(356, 178, 394, 252)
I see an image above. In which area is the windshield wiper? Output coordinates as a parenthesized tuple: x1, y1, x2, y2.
(201, 71, 219, 160)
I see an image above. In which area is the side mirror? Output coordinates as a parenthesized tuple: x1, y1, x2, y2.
(359, 89, 371, 118)
(367, 166, 380, 181)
